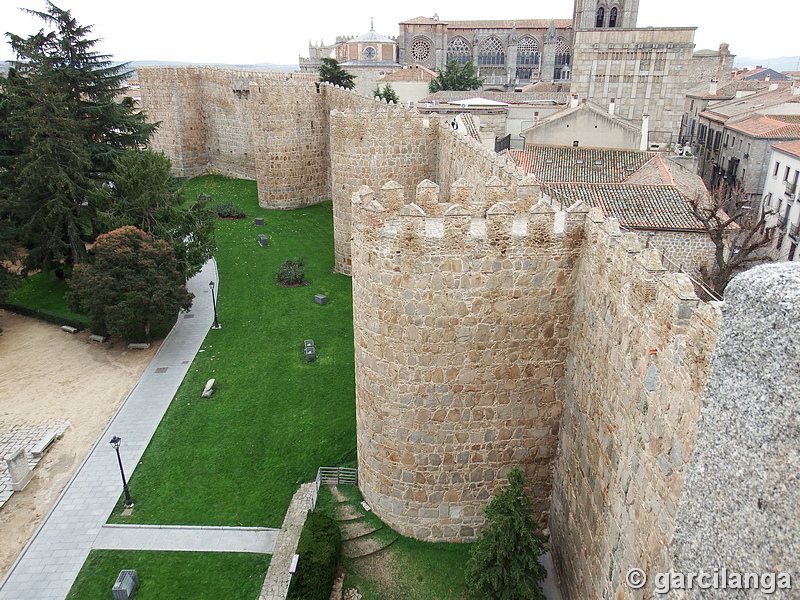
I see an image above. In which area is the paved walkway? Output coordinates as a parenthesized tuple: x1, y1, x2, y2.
(0, 260, 219, 600)
(92, 524, 278, 554)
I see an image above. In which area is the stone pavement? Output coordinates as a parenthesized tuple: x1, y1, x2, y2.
(0, 260, 219, 600)
(92, 524, 278, 554)
(258, 482, 317, 600)
(0, 421, 69, 508)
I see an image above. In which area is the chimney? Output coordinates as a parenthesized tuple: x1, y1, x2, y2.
(770, 83, 779, 91)
(609, 98, 616, 116)
(710, 79, 718, 95)
(640, 114, 650, 151)
(765, 74, 771, 82)
(570, 94, 579, 108)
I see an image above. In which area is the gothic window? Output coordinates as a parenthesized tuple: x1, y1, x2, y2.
(609, 7, 618, 27)
(447, 37, 472, 65)
(516, 37, 540, 66)
(596, 6, 605, 28)
(363, 46, 376, 60)
(410, 38, 432, 64)
(478, 36, 505, 66)
(554, 39, 571, 80)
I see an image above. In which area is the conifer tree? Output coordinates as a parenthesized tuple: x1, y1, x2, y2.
(2, 3, 157, 271)
(318, 57, 355, 89)
(467, 467, 547, 600)
(372, 83, 399, 103)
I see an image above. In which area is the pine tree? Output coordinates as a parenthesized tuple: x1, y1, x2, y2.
(318, 58, 355, 89)
(429, 60, 483, 93)
(467, 467, 547, 600)
(373, 83, 399, 103)
(2, 3, 157, 271)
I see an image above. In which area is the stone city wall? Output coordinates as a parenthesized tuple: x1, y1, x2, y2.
(636, 230, 717, 275)
(329, 95, 438, 274)
(549, 213, 720, 600)
(351, 178, 584, 541)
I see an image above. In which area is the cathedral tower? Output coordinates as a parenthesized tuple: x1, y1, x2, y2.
(572, 0, 640, 30)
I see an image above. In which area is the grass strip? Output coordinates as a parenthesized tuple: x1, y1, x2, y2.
(65, 550, 269, 600)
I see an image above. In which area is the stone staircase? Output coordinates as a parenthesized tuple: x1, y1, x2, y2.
(330, 485, 399, 559)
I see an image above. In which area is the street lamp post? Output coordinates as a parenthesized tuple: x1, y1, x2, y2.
(109, 436, 134, 508)
(209, 280, 221, 329)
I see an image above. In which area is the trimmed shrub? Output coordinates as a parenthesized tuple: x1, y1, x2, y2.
(1, 302, 88, 330)
(276, 256, 306, 286)
(216, 202, 247, 219)
(287, 511, 341, 600)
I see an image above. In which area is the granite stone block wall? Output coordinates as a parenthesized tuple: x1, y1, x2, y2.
(549, 215, 720, 600)
(351, 180, 585, 541)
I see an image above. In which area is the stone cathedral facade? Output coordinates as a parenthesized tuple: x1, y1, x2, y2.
(304, 0, 702, 147)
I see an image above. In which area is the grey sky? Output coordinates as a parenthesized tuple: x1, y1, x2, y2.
(1, 0, 796, 67)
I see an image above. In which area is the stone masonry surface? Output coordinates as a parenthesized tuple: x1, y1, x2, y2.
(0, 422, 69, 508)
(139, 67, 799, 600)
(667, 262, 800, 599)
(258, 482, 316, 600)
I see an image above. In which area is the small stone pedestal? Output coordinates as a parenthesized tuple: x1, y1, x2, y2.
(6, 448, 33, 491)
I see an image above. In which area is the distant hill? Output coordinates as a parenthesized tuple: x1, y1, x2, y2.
(734, 56, 800, 72)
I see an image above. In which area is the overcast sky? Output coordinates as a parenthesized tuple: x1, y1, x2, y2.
(1, 0, 797, 67)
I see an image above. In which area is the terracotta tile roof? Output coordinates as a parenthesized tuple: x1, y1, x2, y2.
(544, 184, 704, 230)
(509, 146, 652, 183)
(400, 16, 441, 25)
(445, 19, 572, 30)
(379, 64, 437, 82)
(771, 139, 800, 159)
(726, 114, 800, 138)
(509, 146, 709, 230)
(699, 87, 800, 122)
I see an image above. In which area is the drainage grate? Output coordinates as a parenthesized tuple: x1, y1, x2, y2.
(184, 314, 195, 319)
(155, 367, 168, 374)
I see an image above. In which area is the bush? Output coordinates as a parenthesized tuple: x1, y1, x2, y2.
(276, 256, 306, 286)
(287, 511, 341, 600)
(216, 201, 246, 219)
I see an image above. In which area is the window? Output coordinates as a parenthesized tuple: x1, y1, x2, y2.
(554, 39, 571, 80)
(774, 161, 781, 177)
(516, 36, 540, 81)
(447, 37, 472, 65)
(609, 7, 618, 27)
(596, 7, 605, 27)
(411, 38, 432, 63)
(478, 36, 505, 66)
(363, 46, 376, 60)
(784, 166, 791, 181)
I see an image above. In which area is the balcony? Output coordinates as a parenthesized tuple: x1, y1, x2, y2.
(791, 223, 800, 240)
(779, 215, 789, 230)
(785, 181, 798, 196)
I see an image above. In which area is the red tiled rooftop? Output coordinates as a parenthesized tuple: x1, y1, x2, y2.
(726, 115, 800, 138)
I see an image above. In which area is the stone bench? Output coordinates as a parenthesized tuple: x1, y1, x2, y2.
(127, 343, 150, 350)
(89, 334, 108, 343)
(61, 325, 78, 334)
(30, 429, 60, 459)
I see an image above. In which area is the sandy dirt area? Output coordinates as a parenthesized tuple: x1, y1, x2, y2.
(0, 310, 159, 579)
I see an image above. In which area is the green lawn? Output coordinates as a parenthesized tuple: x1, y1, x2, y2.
(4, 269, 87, 327)
(109, 175, 356, 527)
(65, 551, 269, 600)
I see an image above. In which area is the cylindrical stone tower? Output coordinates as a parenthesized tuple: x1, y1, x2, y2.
(352, 177, 586, 541)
